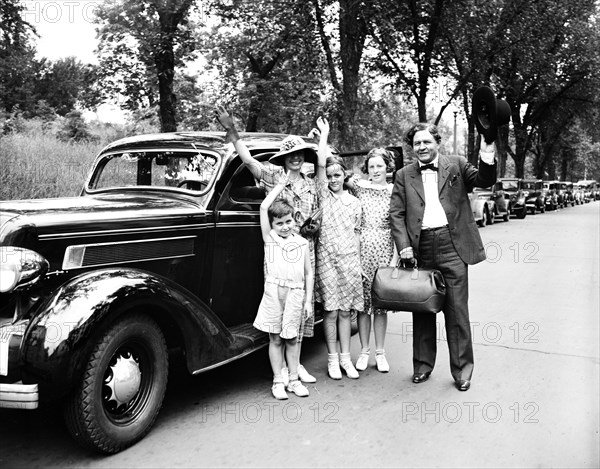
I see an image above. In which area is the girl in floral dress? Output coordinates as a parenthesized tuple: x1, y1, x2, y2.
(314, 117, 364, 379)
(348, 148, 398, 373)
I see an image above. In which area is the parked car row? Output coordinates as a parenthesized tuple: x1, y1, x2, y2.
(469, 177, 598, 227)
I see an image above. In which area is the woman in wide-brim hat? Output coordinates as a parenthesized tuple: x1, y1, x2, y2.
(215, 106, 319, 386)
(268, 135, 318, 167)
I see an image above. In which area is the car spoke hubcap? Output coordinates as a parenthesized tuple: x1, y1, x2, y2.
(104, 350, 142, 412)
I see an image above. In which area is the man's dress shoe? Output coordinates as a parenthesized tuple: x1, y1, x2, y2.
(456, 379, 471, 391)
(412, 372, 431, 383)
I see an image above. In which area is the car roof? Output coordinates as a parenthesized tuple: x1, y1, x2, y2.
(97, 131, 315, 162)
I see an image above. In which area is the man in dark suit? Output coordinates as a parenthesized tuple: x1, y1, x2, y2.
(389, 122, 497, 391)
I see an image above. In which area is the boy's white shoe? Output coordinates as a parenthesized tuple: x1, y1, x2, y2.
(340, 360, 360, 379)
(375, 353, 390, 373)
(298, 364, 317, 383)
(272, 382, 288, 400)
(355, 350, 370, 371)
(281, 367, 290, 386)
(286, 380, 309, 397)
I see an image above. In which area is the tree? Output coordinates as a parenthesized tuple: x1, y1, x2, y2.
(0, 0, 40, 113)
(365, 0, 447, 123)
(204, 0, 328, 134)
(95, 0, 200, 132)
(34, 57, 101, 116)
(492, 0, 600, 177)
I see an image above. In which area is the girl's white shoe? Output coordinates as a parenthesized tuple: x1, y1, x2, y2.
(375, 353, 390, 373)
(298, 364, 317, 383)
(286, 380, 309, 397)
(328, 360, 342, 380)
(355, 350, 370, 371)
(341, 360, 360, 379)
(272, 382, 288, 400)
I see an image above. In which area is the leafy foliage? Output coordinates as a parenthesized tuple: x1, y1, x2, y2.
(0, 0, 39, 113)
(203, 0, 329, 134)
(95, 0, 201, 131)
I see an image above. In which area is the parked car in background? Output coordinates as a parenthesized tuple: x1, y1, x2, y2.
(521, 179, 546, 214)
(546, 180, 568, 208)
(571, 183, 585, 204)
(578, 180, 600, 202)
(498, 178, 527, 219)
(469, 188, 496, 227)
(556, 181, 572, 207)
(563, 183, 576, 207)
(542, 181, 560, 210)
(0, 131, 328, 454)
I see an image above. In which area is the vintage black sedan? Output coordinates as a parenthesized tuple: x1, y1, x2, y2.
(521, 179, 546, 214)
(0, 131, 322, 453)
(497, 178, 527, 219)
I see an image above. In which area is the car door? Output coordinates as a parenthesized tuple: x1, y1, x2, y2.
(210, 158, 269, 327)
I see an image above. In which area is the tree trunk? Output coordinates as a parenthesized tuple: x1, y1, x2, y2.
(152, 0, 195, 133)
(154, 39, 177, 132)
(244, 52, 281, 132)
(338, 0, 367, 150)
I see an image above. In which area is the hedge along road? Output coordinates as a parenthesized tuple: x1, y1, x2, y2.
(1, 201, 598, 468)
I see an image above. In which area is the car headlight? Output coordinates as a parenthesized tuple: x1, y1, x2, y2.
(0, 247, 49, 293)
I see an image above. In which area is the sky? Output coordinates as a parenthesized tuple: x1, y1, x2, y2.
(24, 0, 100, 64)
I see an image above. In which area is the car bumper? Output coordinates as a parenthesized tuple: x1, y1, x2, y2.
(1, 320, 37, 408)
(0, 382, 38, 409)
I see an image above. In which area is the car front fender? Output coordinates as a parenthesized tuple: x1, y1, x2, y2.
(20, 268, 233, 400)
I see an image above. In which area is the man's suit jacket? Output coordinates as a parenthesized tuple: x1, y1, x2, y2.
(389, 154, 497, 265)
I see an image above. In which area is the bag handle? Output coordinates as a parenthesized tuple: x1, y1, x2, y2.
(391, 258, 419, 280)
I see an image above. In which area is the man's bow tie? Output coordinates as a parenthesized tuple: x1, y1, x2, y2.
(419, 163, 438, 172)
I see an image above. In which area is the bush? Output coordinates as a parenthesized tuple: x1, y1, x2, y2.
(56, 110, 98, 143)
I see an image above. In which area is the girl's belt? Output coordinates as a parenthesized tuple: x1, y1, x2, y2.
(265, 276, 304, 289)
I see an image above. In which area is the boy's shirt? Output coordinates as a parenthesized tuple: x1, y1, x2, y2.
(264, 230, 308, 283)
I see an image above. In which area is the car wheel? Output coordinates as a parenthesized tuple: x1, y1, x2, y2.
(486, 206, 495, 225)
(477, 209, 486, 227)
(64, 314, 168, 454)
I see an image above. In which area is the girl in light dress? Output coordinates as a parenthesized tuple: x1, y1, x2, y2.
(314, 117, 364, 379)
(347, 148, 398, 373)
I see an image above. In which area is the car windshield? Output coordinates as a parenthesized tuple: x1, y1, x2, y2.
(502, 180, 519, 190)
(88, 150, 221, 202)
(521, 181, 538, 190)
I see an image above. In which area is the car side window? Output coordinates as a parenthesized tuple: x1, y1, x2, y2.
(229, 166, 266, 205)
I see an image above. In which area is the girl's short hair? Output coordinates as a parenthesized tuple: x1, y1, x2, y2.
(268, 200, 294, 224)
(404, 123, 442, 146)
(361, 148, 395, 174)
(325, 155, 347, 172)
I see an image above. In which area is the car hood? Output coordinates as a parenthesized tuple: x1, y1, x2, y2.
(472, 190, 493, 197)
(0, 193, 207, 246)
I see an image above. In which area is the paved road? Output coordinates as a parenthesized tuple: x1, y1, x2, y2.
(1, 201, 598, 468)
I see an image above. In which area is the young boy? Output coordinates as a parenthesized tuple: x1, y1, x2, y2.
(253, 174, 314, 399)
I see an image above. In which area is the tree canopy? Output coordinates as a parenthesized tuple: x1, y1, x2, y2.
(1, 0, 599, 181)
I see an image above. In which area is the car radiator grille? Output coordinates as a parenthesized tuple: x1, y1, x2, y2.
(62, 236, 195, 269)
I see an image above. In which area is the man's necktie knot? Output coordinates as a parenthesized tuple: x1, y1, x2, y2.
(420, 163, 438, 172)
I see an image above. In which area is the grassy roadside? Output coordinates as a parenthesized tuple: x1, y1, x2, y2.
(0, 118, 154, 201)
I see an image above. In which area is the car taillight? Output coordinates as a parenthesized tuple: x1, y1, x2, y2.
(0, 247, 49, 293)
